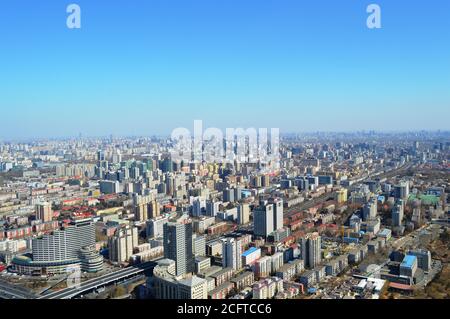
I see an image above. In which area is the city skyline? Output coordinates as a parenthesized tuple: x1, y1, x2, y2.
(1, 0, 450, 139)
(0, 129, 449, 144)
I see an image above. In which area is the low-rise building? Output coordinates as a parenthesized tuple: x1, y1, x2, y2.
(230, 271, 255, 291)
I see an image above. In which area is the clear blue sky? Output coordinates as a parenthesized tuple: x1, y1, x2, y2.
(0, 0, 449, 139)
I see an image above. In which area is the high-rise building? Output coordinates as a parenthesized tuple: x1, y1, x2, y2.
(269, 198, 284, 231)
(237, 203, 250, 225)
(301, 232, 322, 269)
(206, 200, 220, 217)
(193, 234, 206, 257)
(234, 187, 242, 202)
(97, 150, 105, 162)
(32, 219, 96, 263)
(164, 220, 194, 276)
(335, 188, 348, 204)
(407, 249, 431, 272)
(394, 182, 410, 200)
(318, 175, 333, 185)
(392, 200, 404, 227)
(223, 188, 235, 203)
(271, 252, 284, 273)
(362, 198, 377, 221)
(261, 174, 270, 187)
(36, 202, 53, 222)
(108, 226, 139, 263)
(255, 256, 272, 278)
(133, 194, 153, 222)
(146, 215, 169, 239)
(160, 158, 173, 173)
(149, 200, 161, 219)
(253, 204, 274, 238)
(221, 238, 243, 271)
(254, 200, 283, 237)
(295, 176, 309, 191)
(99, 180, 120, 194)
(192, 198, 203, 217)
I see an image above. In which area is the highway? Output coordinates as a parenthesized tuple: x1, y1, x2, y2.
(38, 259, 162, 299)
(0, 279, 37, 299)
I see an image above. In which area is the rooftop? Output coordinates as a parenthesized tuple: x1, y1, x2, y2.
(401, 255, 417, 269)
(242, 246, 260, 257)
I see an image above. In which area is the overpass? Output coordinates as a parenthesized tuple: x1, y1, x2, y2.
(0, 279, 38, 299)
(39, 259, 162, 299)
(431, 218, 450, 227)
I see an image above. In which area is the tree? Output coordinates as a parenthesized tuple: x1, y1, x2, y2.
(111, 285, 127, 298)
(440, 229, 450, 244)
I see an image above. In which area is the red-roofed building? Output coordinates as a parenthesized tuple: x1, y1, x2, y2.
(62, 198, 83, 206)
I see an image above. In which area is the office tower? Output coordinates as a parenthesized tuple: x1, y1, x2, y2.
(97, 150, 105, 162)
(237, 203, 250, 225)
(270, 198, 284, 231)
(32, 219, 96, 263)
(362, 198, 377, 221)
(161, 158, 173, 173)
(400, 255, 418, 278)
(192, 198, 203, 217)
(206, 200, 220, 217)
(280, 179, 291, 189)
(407, 249, 431, 272)
(149, 200, 161, 219)
(392, 201, 404, 227)
(222, 238, 237, 269)
(318, 175, 333, 185)
(301, 232, 322, 269)
(253, 204, 274, 238)
(130, 167, 140, 179)
(108, 226, 139, 263)
(146, 215, 169, 239)
(192, 234, 206, 257)
(164, 220, 194, 276)
(295, 176, 309, 191)
(223, 188, 235, 203)
(261, 174, 270, 187)
(221, 237, 243, 271)
(251, 175, 262, 188)
(412, 207, 421, 226)
(394, 182, 410, 199)
(36, 202, 53, 222)
(144, 158, 154, 171)
(99, 180, 120, 194)
(112, 149, 122, 164)
(166, 175, 175, 196)
(234, 187, 242, 201)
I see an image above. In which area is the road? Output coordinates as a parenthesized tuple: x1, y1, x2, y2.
(0, 279, 37, 299)
(38, 259, 162, 299)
